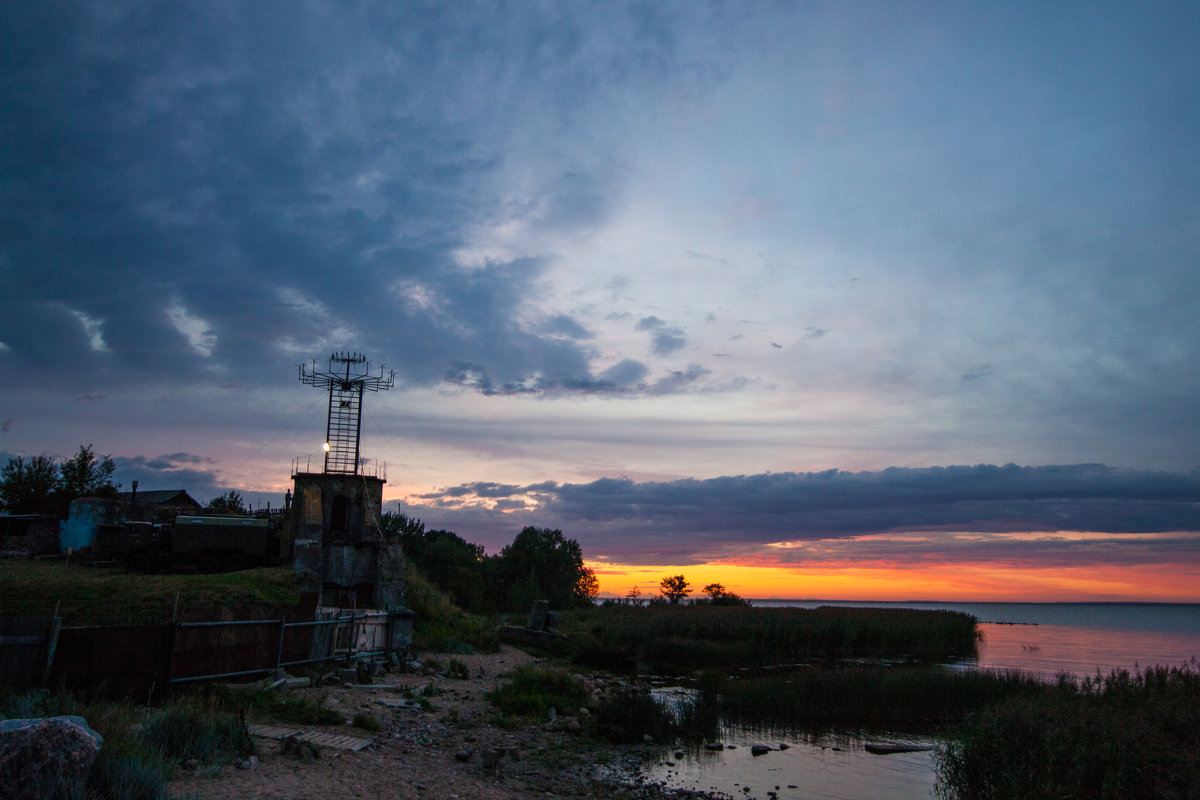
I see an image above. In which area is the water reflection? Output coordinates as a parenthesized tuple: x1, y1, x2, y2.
(643, 610, 1200, 798)
(966, 622, 1200, 678)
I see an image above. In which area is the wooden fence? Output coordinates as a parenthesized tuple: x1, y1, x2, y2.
(0, 616, 60, 689)
(1, 608, 413, 698)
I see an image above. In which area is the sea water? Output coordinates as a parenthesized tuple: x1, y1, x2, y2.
(642, 601, 1200, 800)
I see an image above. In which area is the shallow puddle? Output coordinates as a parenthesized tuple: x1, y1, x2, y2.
(643, 730, 939, 800)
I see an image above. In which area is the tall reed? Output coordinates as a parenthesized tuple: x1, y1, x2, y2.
(563, 604, 978, 674)
(720, 666, 1045, 730)
(937, 663, 1200, 799)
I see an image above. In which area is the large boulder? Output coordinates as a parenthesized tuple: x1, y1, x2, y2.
(0, 716, 103, 800)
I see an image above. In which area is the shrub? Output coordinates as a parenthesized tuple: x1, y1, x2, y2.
(351, 712, 381, 733)
(487, 665, 590, 720)
(138, 695, 253, 764)
(205, 685, 342, 726)
(593, 686, 676, 743)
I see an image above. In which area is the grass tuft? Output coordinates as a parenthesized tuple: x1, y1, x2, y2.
(352, 712, 381, 733)
(487, 665, 591, 720)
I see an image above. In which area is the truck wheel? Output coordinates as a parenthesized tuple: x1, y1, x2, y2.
(197, 552, 222, 573)
(224, 552, 250, 572)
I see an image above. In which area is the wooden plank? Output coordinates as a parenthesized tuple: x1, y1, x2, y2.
(247, 723, 371, 751)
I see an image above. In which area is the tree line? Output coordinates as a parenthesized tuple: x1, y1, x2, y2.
(382, 512, 599, 614)
(621, 574, 748, 606)
(0, 444, 117, 518)
(1, 444, 265, 520)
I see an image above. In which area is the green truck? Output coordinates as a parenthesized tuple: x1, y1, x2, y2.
(100, 515, 281, 573)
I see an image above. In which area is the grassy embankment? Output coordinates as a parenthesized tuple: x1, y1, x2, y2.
(0, 559, 497, 652)
(0, 560, 301, 625)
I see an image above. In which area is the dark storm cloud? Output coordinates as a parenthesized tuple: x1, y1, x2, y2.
(541, 315, 594, 340)
(0, 3, 700, 398)
(409, 464, 1200, 562)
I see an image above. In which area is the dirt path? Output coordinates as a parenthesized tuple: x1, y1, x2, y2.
(168, 646, 699, 800)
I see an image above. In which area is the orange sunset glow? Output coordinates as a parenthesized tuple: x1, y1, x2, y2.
(588, 559, 1200, 603)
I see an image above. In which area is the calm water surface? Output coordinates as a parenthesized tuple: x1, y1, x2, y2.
(643, 601, 1200, 800)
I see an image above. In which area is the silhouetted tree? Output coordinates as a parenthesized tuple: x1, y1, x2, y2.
(57, 444, 117, 501)
(1, 444, 118, 517)
(702, 581, 749, 606)
(497, 526, 598, 611)
(386, 512, 496, 613)
(0, 455, 60, 515)
(659, 574, 691, 604)
(207, 490, 247, 514)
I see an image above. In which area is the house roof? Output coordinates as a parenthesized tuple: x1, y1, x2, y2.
(114, 489, 202, 507)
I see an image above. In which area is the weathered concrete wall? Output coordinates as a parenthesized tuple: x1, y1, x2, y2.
(289, 472, 404, 610)
(290, 473, 384, 542)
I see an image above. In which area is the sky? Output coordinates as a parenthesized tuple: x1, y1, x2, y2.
(2, 1, 1198, 601)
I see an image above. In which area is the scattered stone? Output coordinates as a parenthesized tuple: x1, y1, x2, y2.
(750, 745, 772, 756)
(454, 748, 474, 762)
(778, 743, 790, 750)
(704, 743, 724, 751)
(376, 698, 416, 709)
(236, 755, 259, 770)
(280, 734, 320, 762)
(480, 748, 505, 769)
(0, 716, 103, 800)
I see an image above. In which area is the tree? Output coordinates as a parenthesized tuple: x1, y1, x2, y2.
(207, 490, 247, 514)
(702, 581, 749, 606)
(0, 455, 60, 514)
(659, 574, 691, 604)
(1, 444, 118, 517)
(497, 526, 598, 611)
(625, 586, 642, 605)
(57, 444, 117, 500)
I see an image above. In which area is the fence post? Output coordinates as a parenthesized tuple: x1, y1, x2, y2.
(275, 615, 287, 674)
(41, 617, 61, 686)
(165, 621, 179, 693)
(344, 611, 356, 667)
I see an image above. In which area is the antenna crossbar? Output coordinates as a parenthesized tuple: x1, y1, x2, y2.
(297, 352, 395, 475)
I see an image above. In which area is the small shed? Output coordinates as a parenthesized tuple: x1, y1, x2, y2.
(0, 515, 60, 556)
(115, 489, 202, 522)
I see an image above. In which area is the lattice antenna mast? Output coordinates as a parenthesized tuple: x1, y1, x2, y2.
(298, 352, 395, 474)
